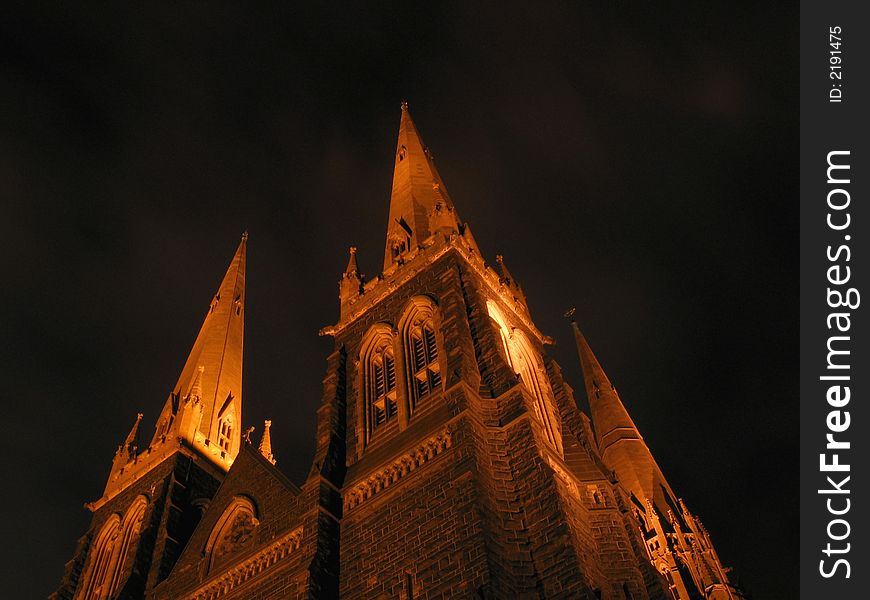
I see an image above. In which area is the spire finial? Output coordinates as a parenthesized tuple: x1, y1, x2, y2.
(401, 100, 409, 111)
(345, 246, 359, 275)
(493, 255, 526, 306)
(340, 246, 363, 317)
(495, 254, 510, 282)
(258, 419, 276, 465)
(189, 365, 205, 401)
(563, 307, 577, 322)
(241, 230, 249, 241)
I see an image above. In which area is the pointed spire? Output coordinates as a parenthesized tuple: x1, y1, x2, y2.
(120, 413, 143, 460)
(189, 365, 204, 401)
(258, 419, 276, 465)
(567, 310, 679, 517)
(383, 102, 471, 270)
(568, 316, 641, 452)
(495, 254, 527, 305)
(345, 246, 359, 276)
(150, 234, 247, 468)
(110, 412, 143, 479)
(340, 246, 364, 319)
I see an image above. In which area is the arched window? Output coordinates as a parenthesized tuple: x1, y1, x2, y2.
(487, 300, 562, 450)
(215, 392, 237, 459)
(204, 496, 259, 574)
(218, 415, 233, 453)
(360, 325, 398, 439)
(400, 298, 442, 412)
(77, 495, 148, 600)
(105, 496, 148, 596)
(77, 515, 120, 600)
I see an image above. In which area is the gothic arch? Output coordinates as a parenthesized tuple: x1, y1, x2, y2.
(486, 300, 514, 368)
(486, 300, 563, 452)
(359, 323, 399, 442)
(105, 495, 148, 596)
(398, 296, 444, 414)
(216, 397, 237, 457)
(204, 495, 259, 574)
(76, 514, 121, 600)
(76, 494, 148, 600)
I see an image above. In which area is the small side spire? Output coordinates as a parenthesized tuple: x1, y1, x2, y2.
(340, 246, 364, 318)
(110, 412, 143, 476)
(120, 413, 143, 461)
(496, 254, 527, 306)
(345, 246, 359, 276)
(258, 419, 276, 465)
(189, 366, 204, 401)
(495, 255, 512, 285)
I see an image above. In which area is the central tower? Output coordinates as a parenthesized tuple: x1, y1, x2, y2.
(321, 104, 667, 599)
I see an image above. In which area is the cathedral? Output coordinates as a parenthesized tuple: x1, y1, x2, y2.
(52, 104, 745, 600)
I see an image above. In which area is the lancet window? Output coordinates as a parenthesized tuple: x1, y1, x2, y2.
(218, 416, 233, 453)
(359, 300, 444, 445)
(400, 298, 442, 411)
(487, 300, 562, 451)
(361, 326, 399, 438)
(77, 516, 119, 600)
(76, 496, 148, 600)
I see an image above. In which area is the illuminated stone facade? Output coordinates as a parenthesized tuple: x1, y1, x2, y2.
(52, 106, 744, 600)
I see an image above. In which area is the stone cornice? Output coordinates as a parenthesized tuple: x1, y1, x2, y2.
(343, 427, 453, 512)
(184, 526, 304, 600)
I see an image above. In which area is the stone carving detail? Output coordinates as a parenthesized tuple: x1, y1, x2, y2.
(344, 429, 452, 511)
(211, 512, 257, 568)
(189, 526, 303, 600)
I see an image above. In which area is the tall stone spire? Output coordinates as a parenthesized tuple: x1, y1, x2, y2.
(150, 233, 247, 468)
(383, 102, 467, 270)
(571, 319, 641, 451)
(569, 314, 744, 599)
(568, 315, 677, 515)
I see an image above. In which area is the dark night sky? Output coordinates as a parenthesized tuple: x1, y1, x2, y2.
(1, 2, 796, 598)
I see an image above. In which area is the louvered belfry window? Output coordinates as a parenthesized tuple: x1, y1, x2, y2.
(398, 298, 443, 415)
(370, 343, 398, 430)
(218, 418, 233, 452)
(409, 323, 441, 406)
